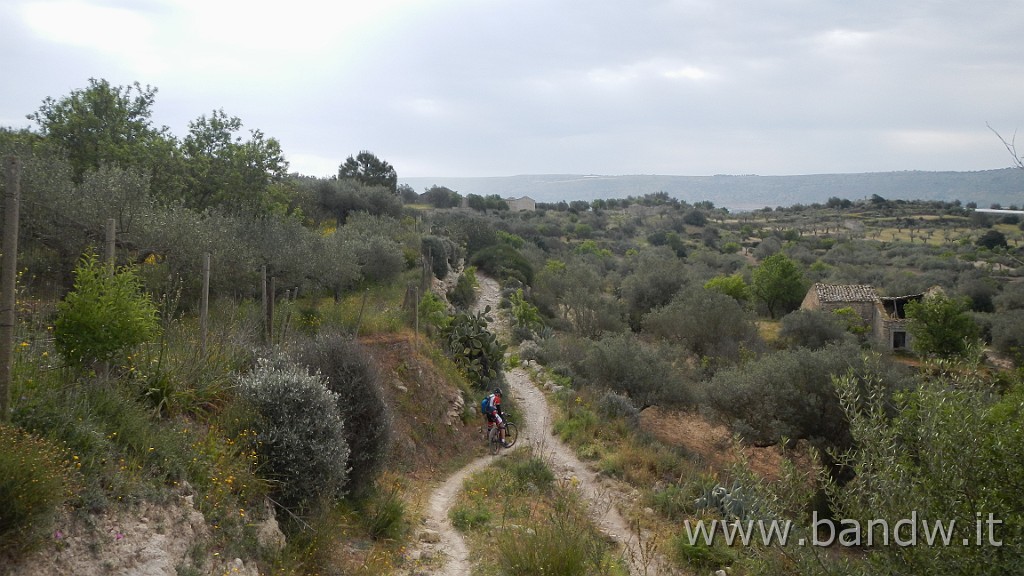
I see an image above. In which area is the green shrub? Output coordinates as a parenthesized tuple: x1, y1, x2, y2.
(447, 265, 478, 308)
(238, 357, 350, 512)
(751, 252, 806, 319)
(505, 452, 555, 492)
(54, 252, 160, 368)
(293, 332, 390, 496)
(822, 366, 1024, 575)
(470, 243, 534, 285)
(831, 306, 871, 336)
(452, 502, 491, 528)
(0, 423, 76, 555)
(672, 537, 737, 571)
(361, 482, 407, 540)
(621, 246, 688, 329)
(704, 344, 908, 450)
(596, 391, 640, 429)
(421, 235, 453, 279)
(906, 293, 979, 358)
(353, 235, 405, 284)
(418, 291, 451, 335)
(704, 273, 750, 302)
(582, 332, 693, 408)
(518, 339, 541, 363)
(990, 309, 1024, 365)
(649, 481, 703, 520)
(553, 400, 602, 450)
(643, 286, 762, 370)
(450, 504, 492, 531)
(778, 308, 851, 350)
(509, 288, 543, 339)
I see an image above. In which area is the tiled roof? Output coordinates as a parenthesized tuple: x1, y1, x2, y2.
(814, 283, 878, 303)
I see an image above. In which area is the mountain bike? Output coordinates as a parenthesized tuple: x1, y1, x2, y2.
(482, 417, 518, 455)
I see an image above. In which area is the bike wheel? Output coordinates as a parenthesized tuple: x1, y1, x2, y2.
(503, 422, 519, 448)
(488, 427, 502, 455)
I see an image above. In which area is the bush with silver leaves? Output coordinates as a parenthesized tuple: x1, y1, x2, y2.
(238, 357, 350, 512)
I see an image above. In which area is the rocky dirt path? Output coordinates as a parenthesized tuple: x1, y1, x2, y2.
(408, 455, 492, 575)
(408, 275, 669, 575)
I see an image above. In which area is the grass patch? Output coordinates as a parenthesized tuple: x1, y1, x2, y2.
(7, 298, 271, 565)
(552, 389, 634, 462)
(449, 448, 551, 532)
(451, 446, 624, 576)
(498, 487, 624, 576)
(645, 474, 716, 521)
(549, 384, 746, 573)
(671, 534, 739, 571)
(133, 311, 253, 419)
(756, 320, 781, 344)
(317, 282, 409, 336)
(359, 475, 408, 541)
(0, 423, 77, 557)
(12, 377, 192, 509)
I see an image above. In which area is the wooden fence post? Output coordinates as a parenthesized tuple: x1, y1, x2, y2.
(105, 218, 116, 269)
(267, 276, 275, 344)
(353, 288, 368, 338)
(200, 253, 210, 355)
(261, 266, 268, 343)
(1, 157, 22, 422)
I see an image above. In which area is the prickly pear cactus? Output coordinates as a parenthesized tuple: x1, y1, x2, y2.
(442, 305, 506, 388)
(695, 481, 750, 521)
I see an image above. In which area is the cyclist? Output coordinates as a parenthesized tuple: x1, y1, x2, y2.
(482, 387, 511, 448)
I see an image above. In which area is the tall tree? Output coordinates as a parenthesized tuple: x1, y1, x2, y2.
(181, 109, 288, 213)
(905, 294, 978, 358)
(751, 253, 806, 319)
(338, 151, 397, 193)
(28, 78, 184, 199)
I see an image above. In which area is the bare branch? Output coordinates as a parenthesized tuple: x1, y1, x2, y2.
(987, 122, 1024, 169)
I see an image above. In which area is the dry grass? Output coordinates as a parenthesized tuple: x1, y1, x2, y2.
(756, 320, 781, 343)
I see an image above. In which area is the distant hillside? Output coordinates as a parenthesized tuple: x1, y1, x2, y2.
(401, 169, 1024, 211)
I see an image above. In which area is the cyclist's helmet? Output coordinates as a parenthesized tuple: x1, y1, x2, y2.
(493, 387, 503, 396)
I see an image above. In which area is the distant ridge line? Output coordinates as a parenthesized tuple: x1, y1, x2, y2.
(401, 169, 1024, 211)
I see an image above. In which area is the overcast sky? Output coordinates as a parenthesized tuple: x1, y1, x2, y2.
(3, 0, 1024, 179)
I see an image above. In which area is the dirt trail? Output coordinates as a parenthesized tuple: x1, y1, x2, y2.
(410, 456, 492, 575)
(408, 275, 668, 575)
(508, 365, 665, 574)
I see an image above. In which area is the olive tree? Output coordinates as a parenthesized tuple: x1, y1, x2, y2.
(704, 343, 908, 449)
(825, 364, 1024, 575)
(643, 286, 762, 368)
(751, 253, 806, 319)
(620, 246, 688, 329)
